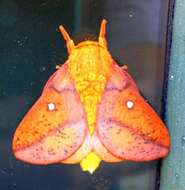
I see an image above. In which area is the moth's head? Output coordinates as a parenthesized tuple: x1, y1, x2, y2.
(59, 19, 108, 54)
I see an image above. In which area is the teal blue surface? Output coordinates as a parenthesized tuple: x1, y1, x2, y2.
(160, 0, 185, 189)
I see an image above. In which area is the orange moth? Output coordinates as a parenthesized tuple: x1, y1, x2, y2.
(12, 19, 170, 174)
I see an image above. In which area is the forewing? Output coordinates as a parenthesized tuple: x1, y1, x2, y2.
(97, 64, 170, 161)
(12, 65, 87, 164)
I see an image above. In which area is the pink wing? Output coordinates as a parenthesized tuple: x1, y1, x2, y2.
(12, 64, 87, 164)
(96, 63, 170, 161)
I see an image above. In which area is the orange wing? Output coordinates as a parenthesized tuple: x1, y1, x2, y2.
(12, 65, 87, 164)
(96, 63, 170, 161)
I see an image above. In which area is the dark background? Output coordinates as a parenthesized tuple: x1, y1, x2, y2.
(0, 0, 169, 189)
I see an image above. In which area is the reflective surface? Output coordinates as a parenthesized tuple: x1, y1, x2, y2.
(0, 0, 169, 189)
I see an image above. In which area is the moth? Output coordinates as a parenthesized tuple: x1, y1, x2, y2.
(12, 19, 170, 174)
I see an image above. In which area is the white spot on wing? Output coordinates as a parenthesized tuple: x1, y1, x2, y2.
(47, 103, 55, 111)
(126, 100, 134, 109)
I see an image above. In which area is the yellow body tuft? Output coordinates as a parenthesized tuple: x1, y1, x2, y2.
(68, 42, 112, 134)
(80, 152, 101, 174)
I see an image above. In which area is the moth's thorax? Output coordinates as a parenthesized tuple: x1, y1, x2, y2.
(67, 41, 113, 134)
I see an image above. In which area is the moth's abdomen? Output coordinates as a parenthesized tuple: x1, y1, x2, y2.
(75, 75, 105, 135)
(67, 43, 113, 134)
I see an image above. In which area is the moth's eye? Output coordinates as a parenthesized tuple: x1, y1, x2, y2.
(126, 100, 134, 109)
(47, 102, 56, 111)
